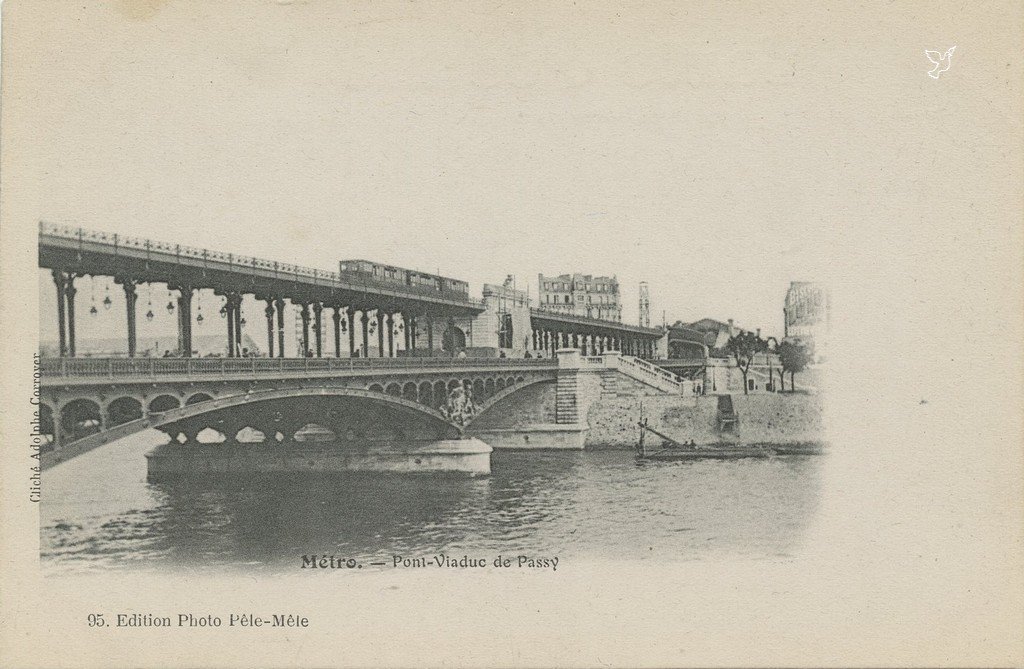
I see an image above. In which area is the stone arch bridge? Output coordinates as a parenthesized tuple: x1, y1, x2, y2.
(39, 356, 559, 473)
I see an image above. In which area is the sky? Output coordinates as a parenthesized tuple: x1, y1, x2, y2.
(17, 0, 1019, 345)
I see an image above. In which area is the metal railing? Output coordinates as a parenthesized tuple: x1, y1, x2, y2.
(39, 222, 484, 307)
(39, 356, 555, 379)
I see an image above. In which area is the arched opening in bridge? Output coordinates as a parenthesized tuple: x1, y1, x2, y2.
(368, 383, 384, 393)
(294, 423, 336, 443)
(441, 326, 466, 353)
(385, 383, 401, 398)
(418, 382, 433, 407)
(402, 382, 417, 402)
(496, 377, 506, 391)
(38, 404, 55, 449)
(155, 394, 461, 448)
(235, 427, 266, 443)
(196, 427, 227, 443)
(60, 399, 102, 442)
(485, 378, 495, 398)
(473, 378, 484, 400)
(107, 396, 143, 426)
(433, 381, 447, 408)
(185, 392, 214, 405)
(149, 394, 181, 413)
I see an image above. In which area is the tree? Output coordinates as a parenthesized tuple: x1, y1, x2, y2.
(777, 339, 813, 391)
(725, 331, 767, 395)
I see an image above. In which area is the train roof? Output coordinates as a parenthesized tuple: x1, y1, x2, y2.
(338, 259, 468, 284)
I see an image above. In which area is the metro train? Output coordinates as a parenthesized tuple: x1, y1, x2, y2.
(338, 259, 469, 298)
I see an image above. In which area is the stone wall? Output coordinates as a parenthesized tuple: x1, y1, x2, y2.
(469, 381, 557, 429)
(583, 392, 825, 449)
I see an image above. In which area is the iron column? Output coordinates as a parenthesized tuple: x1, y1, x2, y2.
(275, 297, 285, 358)
(313, 302, 323, 357)
(52, 270, 67, 358)
(264, 298, 275, 358)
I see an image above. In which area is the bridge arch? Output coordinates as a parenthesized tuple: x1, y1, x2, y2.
(38, 402, 56, 447)
(59, 398, 102, 440)
(149, 394, 181, 413)
(418, 381, 434, 407)
(467, 377, 554, 425)
(442, 325, 466, 352)
(41, 386, 463, 471)
(107, 396, 143, 427)
(186, 392, 214, 406)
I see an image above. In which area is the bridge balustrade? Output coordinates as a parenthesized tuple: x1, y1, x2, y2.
(39, 356, 554, 379)
(653, 357, 706, 367)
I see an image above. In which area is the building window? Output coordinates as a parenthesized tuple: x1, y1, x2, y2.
(564, 295, 570, 304)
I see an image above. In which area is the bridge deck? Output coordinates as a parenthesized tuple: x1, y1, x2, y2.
(39, 223, 483, 314)
(39, 356, 557, 385)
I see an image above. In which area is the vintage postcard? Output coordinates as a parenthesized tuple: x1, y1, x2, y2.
(1, 1, 1021, 667)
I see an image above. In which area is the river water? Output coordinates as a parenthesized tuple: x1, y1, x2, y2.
(41, 435, 822, 574)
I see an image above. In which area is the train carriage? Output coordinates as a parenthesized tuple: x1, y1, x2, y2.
(339, 259, 469, 298)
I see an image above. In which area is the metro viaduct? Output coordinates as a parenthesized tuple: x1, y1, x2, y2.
(40, 222, 483, 360)
(528, 309, 662, 360)
(37, 356, 559, 471)
(40, 222, 666, 361)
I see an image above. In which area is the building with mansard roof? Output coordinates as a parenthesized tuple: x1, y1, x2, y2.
(537, 273, 622, 322)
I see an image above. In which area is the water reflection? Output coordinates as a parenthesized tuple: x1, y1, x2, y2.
(41, 439, 822, 574)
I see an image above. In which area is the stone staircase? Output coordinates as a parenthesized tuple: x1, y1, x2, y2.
(599, 369, 620, 398)
(555, 369, 580, 423)
(614, 354, 689, 395)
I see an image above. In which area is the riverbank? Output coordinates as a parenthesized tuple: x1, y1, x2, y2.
(584, 392, 825, 449)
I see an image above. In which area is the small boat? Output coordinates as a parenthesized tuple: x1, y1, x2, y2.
(634, 405, 823, 461)
(635, 418, 770, 460)
(770, 443, 826, 456)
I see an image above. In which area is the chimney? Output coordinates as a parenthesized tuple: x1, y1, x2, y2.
(756, 328, 761, 338)
(727, 319, 734, 336)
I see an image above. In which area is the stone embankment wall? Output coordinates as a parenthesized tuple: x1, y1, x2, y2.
(584, 392, 825, 449)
